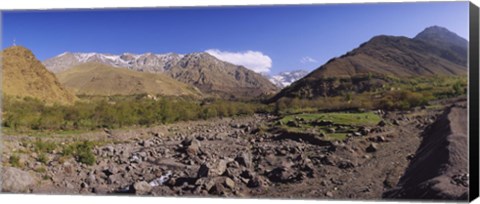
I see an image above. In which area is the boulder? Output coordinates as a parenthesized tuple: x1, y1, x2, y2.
(133, 181, 152, 195)
(2, 167, 36, 193)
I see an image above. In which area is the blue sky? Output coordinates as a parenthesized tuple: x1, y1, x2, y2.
(2, 2, 469, 75)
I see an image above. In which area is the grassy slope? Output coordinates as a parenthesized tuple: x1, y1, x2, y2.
(2, 46, 77, 105)
(56, 63, 203, 97)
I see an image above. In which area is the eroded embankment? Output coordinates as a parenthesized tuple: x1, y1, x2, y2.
(383, 103, 469, 200)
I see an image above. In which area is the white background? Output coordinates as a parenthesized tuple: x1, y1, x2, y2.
(0, 0, 479, 204)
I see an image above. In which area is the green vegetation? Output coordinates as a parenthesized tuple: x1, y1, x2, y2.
(61, 141, 96, 165)
(280, 112, 382, 126)
(273, 76, 467, 114)
(37, 153, 49, 164)
(33, 139, 57, 154)
(277, 112, 382, 141)
(2, 95, 270, 133)
(9, 154, 22, 168)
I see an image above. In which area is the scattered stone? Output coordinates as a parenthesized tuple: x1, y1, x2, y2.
(197, 163, 210, 178)
(235, 152, 252, 169)
(224, 177, 235, 189)
(366, 143, 378, 153)
(326, 191, 334, 197)
(337, 160, 355, 169)
(133, 181, 152, 195)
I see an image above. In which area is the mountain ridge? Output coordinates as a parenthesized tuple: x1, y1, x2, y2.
(272, 26, 468, 100)
(45, 51, 278, 100)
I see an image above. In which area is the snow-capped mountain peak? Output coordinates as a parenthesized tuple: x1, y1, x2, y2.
(269, 70, 309, 88)
(43, 52, 185, 73)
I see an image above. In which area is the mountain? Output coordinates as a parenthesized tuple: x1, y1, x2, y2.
(167, 53, 279, 99)
(414, 25, 468, 66)
(43, 52, 183, 73)
(45, 52, 278, 100)
(56, 63, 202, 97)
(272, 26, 468, 100)
(1, 46, 76, 105)
(269, 70, 309, 88)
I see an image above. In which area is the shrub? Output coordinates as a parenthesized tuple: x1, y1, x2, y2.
(37, 153, 49, 164)
(33, 139, 57, 154)
(9, 154, 22, 168)
(62, 141, 96, 165)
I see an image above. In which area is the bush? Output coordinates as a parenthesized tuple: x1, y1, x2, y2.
(37, 153, 49, 164)
(33, 139, 57, 154)
(9, 154, 22, 168)
(62, 141, 96, 165)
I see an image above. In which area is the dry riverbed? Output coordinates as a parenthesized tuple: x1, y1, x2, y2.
(1, 100, 461, 199)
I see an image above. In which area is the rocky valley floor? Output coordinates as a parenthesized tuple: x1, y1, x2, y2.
(1, 98, 468, 200)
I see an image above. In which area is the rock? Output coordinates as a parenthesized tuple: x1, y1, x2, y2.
(103, 146, 114, 153)
(326, 191, 334, 197)
(327, 128, 336, 133)
(2, 167, 36, 193)
(377, 120, 387, 127)
(359, 127, 370, 136)
(247, 175, 264, 188)
(366, 143, 378, 153)
(211, 160, 228, 176)
(63, 162, 74, 174)
(337, 160, 355, 169)
(266, 166, 299, 183)
(235, 152, 252, 169)
(133, 181, 152, 195)
(184, 139, 201, 157)
(392, 119, 400, 126)
(209, 181, 226, 195)
(104, 128, 112, 135)
(353, 132, 362, 137)
(197, 163, 210, 178)
(224, 178, 235, 189)
(286, 120, 299, 127)
(375, 136, 387, 143)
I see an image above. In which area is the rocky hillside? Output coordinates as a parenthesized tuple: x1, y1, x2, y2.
(269, 70, 309, 88)
(56, 63, 202, 97)
(1, 46, 76, 105)
(44, 52, 278, 100)
(272, 26, 468, 100)
(167, 53, 278, 99)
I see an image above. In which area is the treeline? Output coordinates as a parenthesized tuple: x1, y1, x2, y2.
(273, 76, 467, 114)
(2, 95, 271, 132)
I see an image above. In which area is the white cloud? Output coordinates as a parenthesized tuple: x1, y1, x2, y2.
(300, 56, 317, 64)
(205, 49, 272, 73)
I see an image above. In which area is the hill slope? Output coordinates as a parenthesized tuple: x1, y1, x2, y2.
(45, 52, 278, 100)
(272, 26, 468, 100)
(56, 63, 202, 97)
(2, 46, 76, 105)
(167, 53, 278, 99)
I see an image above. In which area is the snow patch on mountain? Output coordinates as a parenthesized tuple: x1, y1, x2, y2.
(269, 70, 309, 88)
